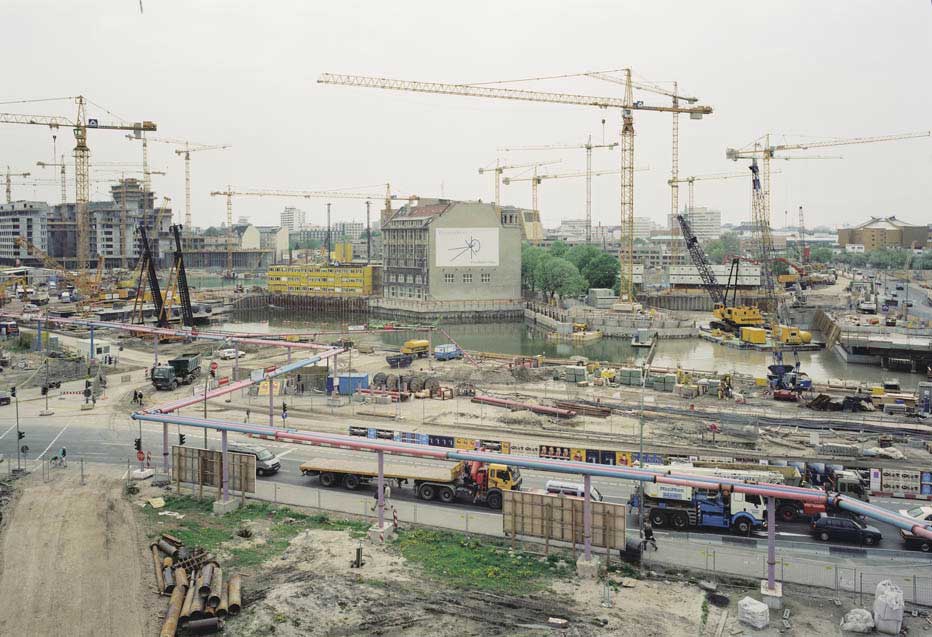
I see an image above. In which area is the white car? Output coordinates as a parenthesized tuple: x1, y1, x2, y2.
(218, 348, 245, 360)
(900, 506, 932, 523)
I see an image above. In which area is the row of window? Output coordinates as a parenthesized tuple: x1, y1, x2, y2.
(386, 287, 424, 299)
(387, 273, 423, 284)
(443, 273, 491, 284)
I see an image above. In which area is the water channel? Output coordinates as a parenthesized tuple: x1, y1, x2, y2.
(226, 310, 911, 388)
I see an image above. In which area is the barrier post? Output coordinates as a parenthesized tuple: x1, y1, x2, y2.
(583, 474, 592, 562)
(377, 450, 385, 529)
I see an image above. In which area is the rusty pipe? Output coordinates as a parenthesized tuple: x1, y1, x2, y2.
(157, 539, 178, 558)
(208, 567, 223, 608)
(179, 582, 197, 625)
(198, 563, 214, 596)
(150, 544, 165, 592)
(185, 617, 224, 635)
(189, 585, 206, 620)
(217, 579, 229, 617)
(159, 569, 188, 637)
(227, 574, 242, 615)
(161, 556, 173, 569)
(162, 567, 175, 595)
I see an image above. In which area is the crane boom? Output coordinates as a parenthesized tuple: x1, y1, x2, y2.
(675, 213, 725, 306)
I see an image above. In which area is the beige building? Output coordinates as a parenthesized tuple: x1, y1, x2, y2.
(837, 216, 928, 250)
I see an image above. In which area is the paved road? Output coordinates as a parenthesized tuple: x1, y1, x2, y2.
(4, 388, 926, 558)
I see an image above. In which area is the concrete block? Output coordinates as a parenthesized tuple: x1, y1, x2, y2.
(575, 556, 599, 579)
(131, 469, 154, 480)
(368, 523, 396, 544)
(212, 498, 241, 515)
(839, 608, 874, 633)
(80, 403, 94, 411)
(760, 580, 784, 609)
(38, 409, 55, 416)
(873, 579, 904, 635)
(737, 596, 769, 629)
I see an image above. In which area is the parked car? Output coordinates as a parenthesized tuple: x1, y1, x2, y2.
(899, 506, 932, 523)
(810, 513, 882, 545)
(217, 348, 245, 360)
(0, 392, 10, 406)
(227, 443, 281, 476)
(900, 529, 932, 552)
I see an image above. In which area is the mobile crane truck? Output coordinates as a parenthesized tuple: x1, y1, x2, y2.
(631, 480, 767, 535)
(300, 456, 521, 509)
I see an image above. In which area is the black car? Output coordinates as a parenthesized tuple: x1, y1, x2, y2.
(901, 529, 932, 553)
(811, 513, 882, 545)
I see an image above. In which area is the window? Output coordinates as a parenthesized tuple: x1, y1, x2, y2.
(463, 273, 472, 284)
(481, 273, 491, 283)
(415, 275, 422, 284)
(444, 273, 454, 284)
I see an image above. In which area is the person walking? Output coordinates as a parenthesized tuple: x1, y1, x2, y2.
(59, 446, 67, 468)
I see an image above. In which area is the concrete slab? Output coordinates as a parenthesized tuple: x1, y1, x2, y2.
(368, 524, 396, 544)
(576, 556, 599, 579)
(760, 580, 784, 610)
(38, 409, 55, 416)
(212, 498, 241, 515)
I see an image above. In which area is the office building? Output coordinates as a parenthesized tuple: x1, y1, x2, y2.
(837, 216, 928, 250)
(280, 206, 306, 231)
(0, 201, 49, 266)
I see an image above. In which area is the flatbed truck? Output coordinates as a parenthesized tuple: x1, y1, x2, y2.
(299, 456, 522, 510)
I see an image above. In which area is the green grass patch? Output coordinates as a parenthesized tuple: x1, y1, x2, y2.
(142, 496, 371, 568)
(396, 529, 571, 593)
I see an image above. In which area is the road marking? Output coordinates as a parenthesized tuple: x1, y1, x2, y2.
(276, 448, 297, 459)
(776, 531, 811, 537)
(0, 423, 17, 440)
(34, 423, 71, 461)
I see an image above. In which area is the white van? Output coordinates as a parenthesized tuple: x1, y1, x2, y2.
(218, 348, 245, 360)
(545, 479, 604, 501)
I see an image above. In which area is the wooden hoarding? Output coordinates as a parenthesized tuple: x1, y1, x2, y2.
(502, 490, 626, 550)
(171, 446, 256, 494)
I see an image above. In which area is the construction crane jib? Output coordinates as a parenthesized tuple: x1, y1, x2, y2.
(317, 72, 712, 302)
(0, 96, 157, 272)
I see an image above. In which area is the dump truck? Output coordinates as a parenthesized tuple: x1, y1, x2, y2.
(299, 456, 522, 509)
(151, 352, 202, 390)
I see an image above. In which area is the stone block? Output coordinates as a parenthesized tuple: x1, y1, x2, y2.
(212, 498, 241, 515)
(575, 555, 599, 579)
(839, 608, 874, 633)
(873, 579, 904, 635)
(368, 523, 396, 544)
(737, 596, 769, 630)
(760, 580, 784, 609)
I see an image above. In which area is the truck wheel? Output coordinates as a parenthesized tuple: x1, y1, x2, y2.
(439, 487, 455, 503)
(486, 491, 503, 510)
(319, 472, 336, 487)
(778, 504, 797, 523)
(343, 474, 360, 490)
(649, 509, 667, 528)
(671, 511, 689, 530)
(419, 484, 436, 501)
(170, 380, 177, 391)
(732, 519, 752, 536)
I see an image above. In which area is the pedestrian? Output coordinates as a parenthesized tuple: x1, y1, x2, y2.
(60, 446, 67, 468)
(245, 408, 250, 423)
(641, 522, 657, 552)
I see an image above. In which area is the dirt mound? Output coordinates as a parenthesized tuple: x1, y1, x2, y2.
(0, 468, 151, 637)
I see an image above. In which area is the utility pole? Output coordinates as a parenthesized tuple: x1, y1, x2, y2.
(13, 386, 21, 471)
(365, 200, 371, 264)
(326, 203, 332, 261)
(638, 366, 645, 529)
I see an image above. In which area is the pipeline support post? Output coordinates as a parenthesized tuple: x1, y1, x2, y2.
(760, 494, 784, 609)
(287, 346, 291, 363)
(89, 326, 94, 361)
(36, 320, 42, 352)
(162, 422, 169, 475)
(233, 343, 239, 380)
(377, 450, 385, 528)
(221, 429, 228, 502)
(153, 334, 159, 367)
(576, 473, 598, 578)
(268, 377, 274, 427)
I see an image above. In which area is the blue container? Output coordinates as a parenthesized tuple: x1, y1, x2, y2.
(336, 373, 369, 395)
(922, 472, 932, 484)
(923, 484, 932, 496)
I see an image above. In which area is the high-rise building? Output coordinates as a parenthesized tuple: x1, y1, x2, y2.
(668, 206, 721, 240)
(280, 206, 306, 231)
(0, 201, 50, 265)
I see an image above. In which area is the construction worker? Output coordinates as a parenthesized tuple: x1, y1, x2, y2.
(640, 522, 657, 552)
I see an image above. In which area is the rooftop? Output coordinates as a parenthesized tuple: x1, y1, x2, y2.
(850, 216, 922, 231)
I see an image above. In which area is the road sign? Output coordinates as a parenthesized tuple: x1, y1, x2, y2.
(210, 361, 219, 371)
(136, 450, 145, 462)
(882, 305, 889, 312)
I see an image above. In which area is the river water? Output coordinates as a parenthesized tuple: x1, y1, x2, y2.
(225, 310, 909, 388)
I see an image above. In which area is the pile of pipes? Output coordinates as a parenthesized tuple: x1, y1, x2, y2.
(152, 534, 244, 636)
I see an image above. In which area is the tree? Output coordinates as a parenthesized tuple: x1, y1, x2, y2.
(534, 256, 587, 300)
(772, 260, 789, 276)
(809, 247, 834, 264)
(565, 244, 602, 272)
(549, 240, 569, 258)
(703, 232, 740, 264)
(521, 244, 547, 291)
(580, 252, 620, 289)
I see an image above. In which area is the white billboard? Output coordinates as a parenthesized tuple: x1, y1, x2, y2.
(435, 228, 500, 267)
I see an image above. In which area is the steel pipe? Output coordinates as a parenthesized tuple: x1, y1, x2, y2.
(227, 574, 242, 615)
(159, 568, 188, 637)
(150, 544, 165, 592)
(208, 567, 223, 608)
(185, 617, 224, 634)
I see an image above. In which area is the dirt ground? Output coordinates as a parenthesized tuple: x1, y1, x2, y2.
(0, 466, 153, 637)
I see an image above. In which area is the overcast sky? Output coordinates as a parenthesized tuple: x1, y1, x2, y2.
(3, 1, 930, 232)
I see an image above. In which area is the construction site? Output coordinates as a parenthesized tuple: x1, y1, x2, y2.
(3, 4, 932, 637)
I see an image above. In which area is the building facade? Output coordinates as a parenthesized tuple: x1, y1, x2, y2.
(0, 201, 49, 265)
(668, 206, 721, 240)
(256, 226, 289, 263)
(267, 263, 375, 296)
(280, 206, 306, 231)
(837, 216, 928, 250)
(381, 199, 521, 303)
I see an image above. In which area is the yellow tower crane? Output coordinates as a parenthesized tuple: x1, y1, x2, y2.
(317, 71, 712, 301)
(478, 160, 561, 207)
(499, 137, 619, 243)
(503, 167, 648, 225)
(0, 96, 156, 272)
(36, 157, 67, 204)
(4, 167, 31, 204)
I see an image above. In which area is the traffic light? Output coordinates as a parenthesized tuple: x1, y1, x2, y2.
(178, 433, 186, 446)
(40, 386, 48, 396)
(9, 386, 15, 398)
(210, 368, 216, 379)
(17, 431, 24, 440)
(134, 438, 141, 451)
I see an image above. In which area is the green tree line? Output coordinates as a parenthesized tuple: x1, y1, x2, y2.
(522, 241, 620, 299)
